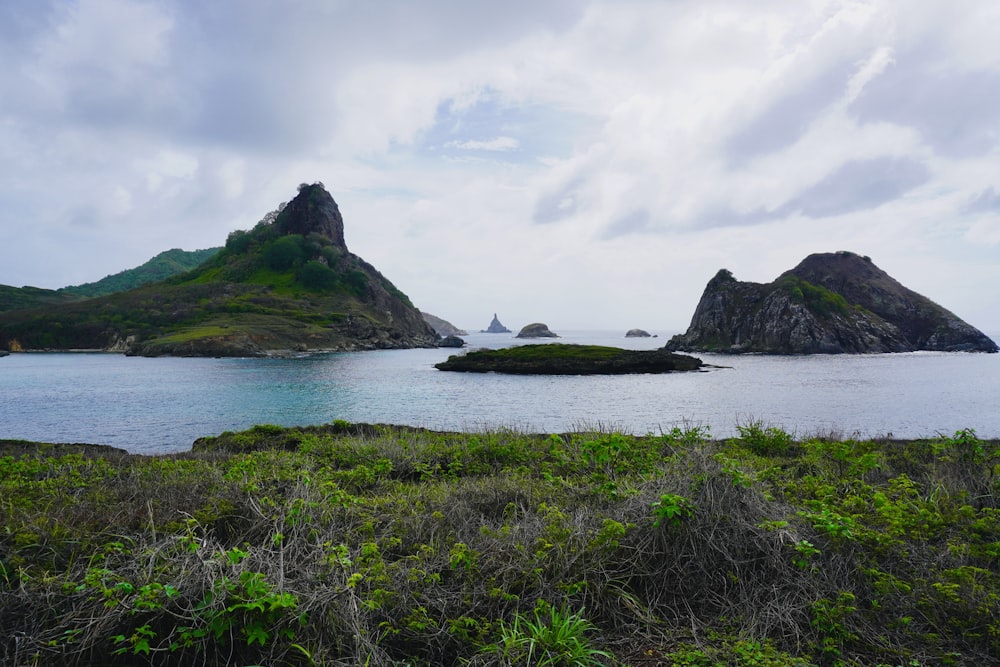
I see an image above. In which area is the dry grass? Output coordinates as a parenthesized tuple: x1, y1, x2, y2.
(2, 424, 998, 665)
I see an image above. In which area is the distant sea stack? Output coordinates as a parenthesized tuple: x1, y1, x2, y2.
(516, 323, 558, 338)
(666, 251, 998, 354)
(625, 329, 651, 338)
(481, 314, 512, 333)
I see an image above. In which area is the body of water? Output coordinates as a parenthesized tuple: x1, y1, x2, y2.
(2, 330, 999, 454)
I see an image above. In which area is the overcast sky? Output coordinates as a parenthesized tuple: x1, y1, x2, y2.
(2, 0, 999, 334)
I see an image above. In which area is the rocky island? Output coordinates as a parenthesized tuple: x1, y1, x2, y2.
(481, 313, 511, 333)
(0, 183, 439, 356)
(435, 343, 703, 374)
(625, 328, 651, 338)
(666, 251, 998, 354)
(516, 322, 558, 338)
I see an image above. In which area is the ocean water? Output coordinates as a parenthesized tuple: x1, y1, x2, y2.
(2, 330, 999, 454)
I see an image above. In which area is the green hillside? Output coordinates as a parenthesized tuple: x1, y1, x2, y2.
(0, 248, 220, 314)
(59, 247, 221, 299)
(0, 284, 81, 313)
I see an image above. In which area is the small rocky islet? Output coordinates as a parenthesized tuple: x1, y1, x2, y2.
(516, 322, 558, 338)
(480, 313, 511, 333)
(435, 343, 703, 375)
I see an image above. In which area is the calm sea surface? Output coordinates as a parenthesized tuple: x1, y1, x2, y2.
(2, 330, 999, 454)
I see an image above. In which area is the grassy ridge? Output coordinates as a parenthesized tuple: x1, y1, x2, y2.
(1, 423, 999, 665)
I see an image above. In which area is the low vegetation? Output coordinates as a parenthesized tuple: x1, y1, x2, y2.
(2, 422, 999, 665)
(435, 344, 704, 374)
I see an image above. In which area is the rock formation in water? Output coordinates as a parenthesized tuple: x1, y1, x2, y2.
(625, 329, 651, 338)
(516, 322, 558, 338)
(481, 313, 512, 333)
(666, 251, 998, 354)
(422, 313, 468, 336)
(437, 335, 466, 348)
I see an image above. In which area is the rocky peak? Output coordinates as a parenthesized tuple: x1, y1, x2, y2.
(666, 252, 998, 354)
(482, 313, 512, 333)
(274, 182, 346, 248)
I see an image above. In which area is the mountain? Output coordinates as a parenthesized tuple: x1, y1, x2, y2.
(0, 183, 438, 356)
(59, 247, 221, 299)
(421, 313, 467, 336)
(1, 248, 220, 313)
(666, 251, 998, 354)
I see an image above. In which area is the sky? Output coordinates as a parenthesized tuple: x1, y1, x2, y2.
(2, 0, 999, 335)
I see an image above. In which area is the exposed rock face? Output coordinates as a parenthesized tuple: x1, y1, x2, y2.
(625, 329, 651, 338)
(482, 313, 512, 333)
(422, 313, 468, 336)
(666, 251, 998, 354)
(274, 183, 346, 247)
(438, 335, 466, 348)
(516, 322, 558, 338)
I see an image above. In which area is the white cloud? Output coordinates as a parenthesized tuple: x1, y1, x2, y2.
(444, 137, 520, 151)
(0, 0, 998, 334)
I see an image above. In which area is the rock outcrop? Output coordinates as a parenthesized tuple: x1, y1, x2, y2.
(625, 329, 651, 338)
(422, 313, 468, 336)
(275, 182, 346, 247)
(666, 251, 998, 354)
(438, 335, 466, 348)
(516, 323, 558, 338)
(481, 314, 512, 333)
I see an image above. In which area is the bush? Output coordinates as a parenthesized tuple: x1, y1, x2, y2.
(263, 235, 305, 271)
(297, 260, 337, 291)
(225, 230, 253, 254)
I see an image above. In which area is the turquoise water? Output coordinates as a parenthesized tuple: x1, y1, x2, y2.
(2, 331, 999, 453)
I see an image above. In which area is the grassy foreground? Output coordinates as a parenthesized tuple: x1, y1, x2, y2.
(2, 422, 999, 666)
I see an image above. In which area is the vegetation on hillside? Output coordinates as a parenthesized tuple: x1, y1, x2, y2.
(0, 284, 80, 313)
(0, 185, 432, 354)
(777, 276, 854, 319)
(2, 422, 998, 665)
(0, 249, 220, 314)
(59, 248, 221, 299)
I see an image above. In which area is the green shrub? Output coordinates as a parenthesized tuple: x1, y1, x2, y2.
(263, 235, 305, 271)
(736, 420, 795, 456)
(297, 260, 337, 291)
(484, 602, 611, 666)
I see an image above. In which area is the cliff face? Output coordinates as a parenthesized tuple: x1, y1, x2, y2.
(666, 252, 998, 354)
(274, 183, 346, 247)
